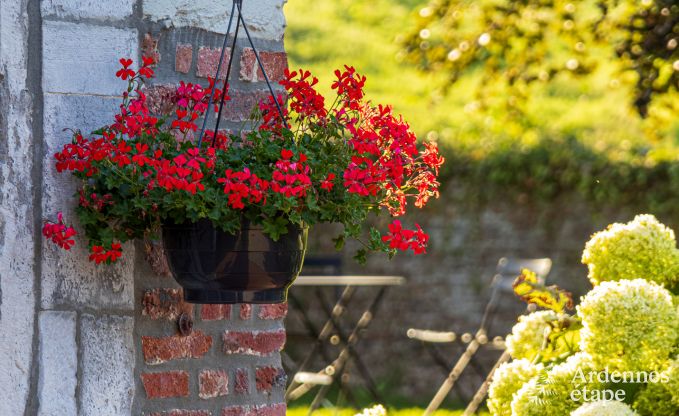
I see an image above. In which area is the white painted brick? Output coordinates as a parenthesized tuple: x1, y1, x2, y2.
(143, 0, 286, 40)
(41, 93, 135, 310)
(43, 21, 138, 95)
(0, 2, 36, 415)
(80, 314, 135, 416)
(41, 0, 135, 21)
(38, 311, 77, 416)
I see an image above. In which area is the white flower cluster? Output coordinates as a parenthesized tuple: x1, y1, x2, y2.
(577, 279, 678, 372)
(487, 359, 542, 416)
(581, 214, 679, 287)
(506, 310, 578, 362)
(571, 400, 638, 416)
(505, 310, 556, 361)
(354, 405, 387, 416)
(510, 353, 600, 416)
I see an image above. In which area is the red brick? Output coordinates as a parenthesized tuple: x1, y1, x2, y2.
(141, 371, 189, 399)
(221, 404, 285, 416)
(142, 288, 193, 320)
(239, 48, 288, 83)
(239, 304, 252, 320)
(258, 303, 287, 320)
(142, 33, 160, 64)
(142, 331, 212, 364)
(234, 368, 249, 394)
(144, 85, 176, 116)
(201, 304, 231, 321)
(221, 90, 272, 122)
(175, 44, 193, 74)
(254, 404, 286, 416)
(221, 407, 246, 416)
(222, 330, 285, 356)
(255, 366, 286, 393)
(199, 369, 228, 399)
(147, 411, 211, 416)
(197, 47, 230, 79)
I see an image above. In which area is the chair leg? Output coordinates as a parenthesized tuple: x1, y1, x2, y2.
(422, 329, 484, 416)
(463, 350, 511, 415)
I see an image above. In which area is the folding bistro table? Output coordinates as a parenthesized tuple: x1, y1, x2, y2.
(285, 274, 405, 413)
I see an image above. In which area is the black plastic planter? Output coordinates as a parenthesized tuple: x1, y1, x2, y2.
(162, 219, 307, 304)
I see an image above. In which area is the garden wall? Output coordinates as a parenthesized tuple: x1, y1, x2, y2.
(0, 1, 290, 415)
(295, 181, 649, 399)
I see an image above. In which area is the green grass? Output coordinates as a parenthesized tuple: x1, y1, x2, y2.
(287, 408, 490, 416)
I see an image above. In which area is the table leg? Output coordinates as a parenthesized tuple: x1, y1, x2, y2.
(308, 288, 388, 413)
(285, 286, 356, 400)
(316, 288, 382, 402)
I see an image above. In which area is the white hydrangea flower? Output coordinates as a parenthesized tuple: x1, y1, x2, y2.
(582, 214, 679, 287)
(633, 357, 679, 415)
(505, 310, 576, 361)
(354, 405, 387, 416)
(571, 400, 637, 416)
(487, 359, 543, 416)
(511, 353, 601, 416)
(577, 279, 679, 372)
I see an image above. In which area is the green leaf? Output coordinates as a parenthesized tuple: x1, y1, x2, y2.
(353, 249, 367, 265)
(332, 234, 345, 251)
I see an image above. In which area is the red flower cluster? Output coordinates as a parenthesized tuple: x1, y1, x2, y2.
(42, 212, 77, 250)
(79, 190, 114, 211)
(320, 173, 336, 191)
(258, 94, 289, 132)
(271, 150, 312, 198)
(381, 220, 429, 255)
(332, 65, 366, 110)
(89, 243, 123, 264)
(280, 69, 327, 120)
(217, 168, 269, 209)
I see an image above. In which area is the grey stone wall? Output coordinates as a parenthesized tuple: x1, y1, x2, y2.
(291, 181, 645, 400)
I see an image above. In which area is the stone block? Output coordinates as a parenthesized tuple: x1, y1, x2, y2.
(43, 21, 138, 95)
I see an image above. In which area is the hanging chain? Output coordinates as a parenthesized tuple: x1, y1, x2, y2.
(196, 0, 237, 148)
(196, 0, 287, 148)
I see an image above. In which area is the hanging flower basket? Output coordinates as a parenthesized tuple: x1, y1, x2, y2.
(41, 2, 444, 304)
(162, 218, 307, 303)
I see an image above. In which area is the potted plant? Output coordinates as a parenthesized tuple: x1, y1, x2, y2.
(43, 56, 444, 303)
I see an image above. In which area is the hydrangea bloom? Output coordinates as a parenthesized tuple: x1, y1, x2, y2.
(505, 310, 577, 362)
(511, 353, 601, 416)
(354, 405, 386, 416)
(487, 359, 543, 416)
(571, 400, 638, 416)
(632, 358, 679, 416)
(577, 279, 679, 372)
(581, 214, 679, 287)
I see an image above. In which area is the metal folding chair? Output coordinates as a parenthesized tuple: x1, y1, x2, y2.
(407, 257, 552, 415)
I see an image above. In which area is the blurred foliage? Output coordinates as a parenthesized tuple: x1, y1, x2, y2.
(285, 0, 679, 218)
(400, 0, 679, 117)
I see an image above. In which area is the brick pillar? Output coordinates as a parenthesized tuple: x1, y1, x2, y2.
(134, 2, 291, 414)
